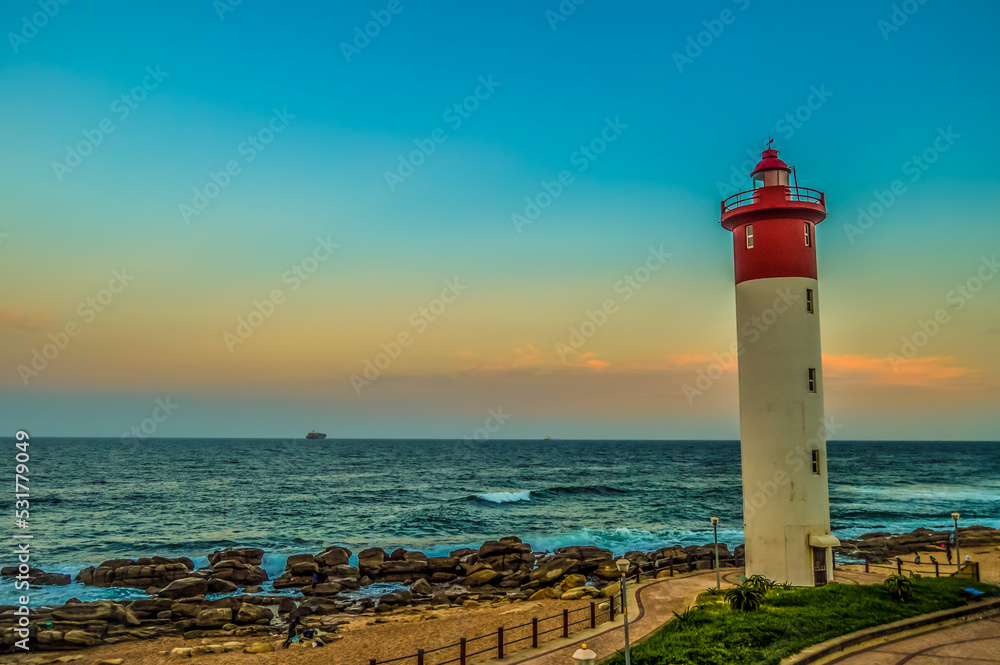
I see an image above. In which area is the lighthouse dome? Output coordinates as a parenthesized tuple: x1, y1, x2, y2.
(751, 147, 791, 186)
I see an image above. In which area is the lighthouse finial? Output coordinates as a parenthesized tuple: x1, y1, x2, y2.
(766, 137, 774, 150)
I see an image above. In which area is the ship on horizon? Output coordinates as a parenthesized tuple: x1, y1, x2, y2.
(306, 430, 327, 440)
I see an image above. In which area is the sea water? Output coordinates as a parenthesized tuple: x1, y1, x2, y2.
(2, 438, 996, 605)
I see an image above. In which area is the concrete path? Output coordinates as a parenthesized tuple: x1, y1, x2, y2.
(826, 615, 1000, 664)
(496, 568, 740, 665)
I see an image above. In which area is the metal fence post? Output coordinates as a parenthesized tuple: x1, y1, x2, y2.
(497, 627, 504, 659)
(934, 561, 939, 577)
(610, 594, 616, 621)
(864, 559, 869, 574)
(897, 558, 902, 575)
(590, 601, 596, 629)
(417, 649, 424, 665)
(531, 618, 538, 648)
(460, 638, 466, 665)
(563, 609, 569, 638)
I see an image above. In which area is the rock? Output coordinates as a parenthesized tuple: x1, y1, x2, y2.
(462, 600, 480, 609)
(235, 603, 273, 624)
(208, 548, 264, 566)
(195, 607, 233, 628)
(450, 547, 476, 558)
(208, 559, 268, 587)
(52, 601, 116, 621)
(63, 629, 102, 647)
(244, 584, 263, 593)
(278, 597, 298, 614)
(555, 546, 613, 573)
(410, 578, 433, 595)
(478, 538, 534, 573)
(223, 641, 246, 651)
(302, 581, 344, 596)
(462, 567, 503, 587)
(529, 557, 580, 585)
(427, 557, 459, 573)
(170, 647, 194, 658)
(560, 587, 589, 600)
(95, 660, 125, 665)
(74, 557, 194, 589)
(358, 547, 387, 578)
(430, 592, 450, 607)
(528, 587, 559, 601)
(595, 560, 624, 581)
(158, 577, 209, 599)
(245, 641, 273, 653)
(560, 574, 587, 592)
(601, 581, 621, 599)
(0, 566, 72, 586)
(314, 546, 352, 567)
(207, 577, 239, 594)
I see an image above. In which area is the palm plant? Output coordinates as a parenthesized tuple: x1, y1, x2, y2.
(744, 574, 776, 596)
(725, 584, 765, 611)
(883, 574, 913, 602)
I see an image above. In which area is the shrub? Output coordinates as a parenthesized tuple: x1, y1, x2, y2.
(883, 574, 913, 602)
(726, 584, 765, 612)
(744, 574, 776, 595)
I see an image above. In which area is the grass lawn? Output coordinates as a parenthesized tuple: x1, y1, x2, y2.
(602, 577, 998, 665)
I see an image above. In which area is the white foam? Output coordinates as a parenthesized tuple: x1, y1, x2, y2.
(475, 490, 531, 503)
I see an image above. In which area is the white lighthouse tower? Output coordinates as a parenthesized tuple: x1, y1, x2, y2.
(720, 144, 839, 586)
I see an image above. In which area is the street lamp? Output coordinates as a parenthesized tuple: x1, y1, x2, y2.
(616, 558, 631, 665)
(951, 512, 961, 574)
(711, 516, 721, 590)
(572, 643, 596, 665)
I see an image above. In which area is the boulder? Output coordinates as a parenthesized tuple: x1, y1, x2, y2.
(75, 557, 194, 589)
(462, 567, 503, 587)
(206, 578, 238, 594)
(0, 566, 71, 586)
(235, 603, 273, 624)
(410, 578, 433, 595)
(529, 557, 580, 585)
(560, 587, 588, 600)
(195, 607, 232, 628)
(208, 560, 268, 587)
(207, 548, 264, 567)
(358, 547, 387, 578)
(158, 577, 209, 599)
(528, 587, 559, 601)
(315, 546, 352, 567)
(427, 557, 459, 573)
(560, 574, 587, 592)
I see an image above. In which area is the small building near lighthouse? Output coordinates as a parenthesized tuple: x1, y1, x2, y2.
(720, 144, 839, 586)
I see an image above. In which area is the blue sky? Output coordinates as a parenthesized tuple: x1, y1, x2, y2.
(1, 0, 998, 439)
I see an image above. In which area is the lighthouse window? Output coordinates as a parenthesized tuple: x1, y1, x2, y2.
(806, 289, 814, 313)
(746, 225, 754, 248)
(811, 449, 821, 474)
(805, 222, 812, 247)
(808, 368, 817, 393)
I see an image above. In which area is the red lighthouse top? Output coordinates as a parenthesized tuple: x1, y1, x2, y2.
(720, 146, 827, 284)
(750, 147, 790, 179)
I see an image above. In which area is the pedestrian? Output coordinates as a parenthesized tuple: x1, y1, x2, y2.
(929, 555, 937, 565)
(312, 572, 318, 586)
(282, 616, 302, 649)
(946, 547, 953, 564)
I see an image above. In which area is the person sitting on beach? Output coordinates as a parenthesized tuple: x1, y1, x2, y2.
(929, 555, 937, 565)
(914, 553, 921, 565)
(282, 616, 302, 649)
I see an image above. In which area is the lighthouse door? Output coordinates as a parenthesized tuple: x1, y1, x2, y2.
(812, 548, 828, 586)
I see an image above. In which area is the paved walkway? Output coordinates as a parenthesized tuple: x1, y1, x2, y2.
(497, 568, 741, 665)
(826, 615, 1000, 664)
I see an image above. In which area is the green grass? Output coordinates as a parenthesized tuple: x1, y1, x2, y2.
(601, 578, 998, 665)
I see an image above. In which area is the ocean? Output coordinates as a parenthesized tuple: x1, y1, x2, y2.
(3, 438, 997, 606)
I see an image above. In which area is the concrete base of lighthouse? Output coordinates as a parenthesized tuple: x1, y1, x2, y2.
(735, 276, 837, 587)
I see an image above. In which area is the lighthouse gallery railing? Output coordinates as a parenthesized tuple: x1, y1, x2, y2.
(721, 186, 825, 214)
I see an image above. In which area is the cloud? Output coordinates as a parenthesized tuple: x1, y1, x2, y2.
(0, 307, 53, 332)
(822, 354, 968, 388)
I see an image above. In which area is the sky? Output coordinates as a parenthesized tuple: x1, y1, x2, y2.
(1, 0, 998, 440)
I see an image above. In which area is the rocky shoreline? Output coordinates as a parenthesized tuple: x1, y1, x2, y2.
(2, 526, 997, 654)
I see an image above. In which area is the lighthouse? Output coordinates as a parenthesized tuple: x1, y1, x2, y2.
(720, 143, 839, 586)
